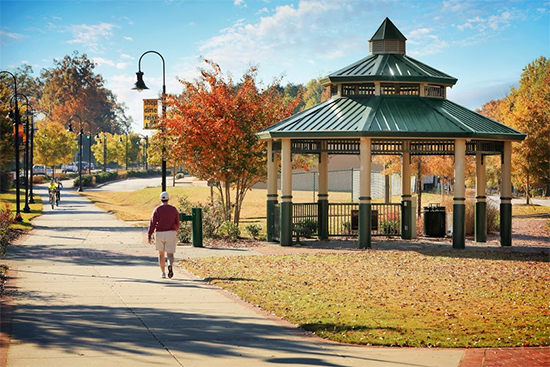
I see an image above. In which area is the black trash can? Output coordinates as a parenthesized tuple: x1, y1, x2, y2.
(423, 203, 446, 237)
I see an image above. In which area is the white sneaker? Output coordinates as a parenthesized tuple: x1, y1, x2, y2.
(161, 272, 166, 278)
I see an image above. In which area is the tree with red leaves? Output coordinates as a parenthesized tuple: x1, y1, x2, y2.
(164, 60, 301, 225)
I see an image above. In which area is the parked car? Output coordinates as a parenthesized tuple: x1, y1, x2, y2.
(33, 164, 47, 175)
(62, 162, 95, 172)
(61, 163, 78, 173)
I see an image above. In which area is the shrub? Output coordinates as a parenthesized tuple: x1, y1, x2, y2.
(245, 224, 262, 239)
(73, 174, 94, 188)
(0, 203, 14, 256)
(177, 224, 192, 243)
(380, 219, 400, 235)
(0, 171, 13, 192)
(178, 196, 225, 239)
(296, 218, 318, 237)
(437, 196, 499, 235)
(32, 175, 45, 184)
(220, 221, 240, 240)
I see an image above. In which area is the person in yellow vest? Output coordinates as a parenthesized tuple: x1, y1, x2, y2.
(47, 180, 58, 204)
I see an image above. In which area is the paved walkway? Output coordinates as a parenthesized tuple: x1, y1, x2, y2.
(1, 186, 548, 367)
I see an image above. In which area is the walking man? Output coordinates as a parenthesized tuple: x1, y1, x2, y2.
(148, 191, 180, 278)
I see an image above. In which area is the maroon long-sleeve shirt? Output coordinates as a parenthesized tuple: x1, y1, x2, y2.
(148, 203, 180, 240)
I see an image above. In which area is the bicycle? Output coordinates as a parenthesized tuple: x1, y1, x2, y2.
(48, 189, 57, 209)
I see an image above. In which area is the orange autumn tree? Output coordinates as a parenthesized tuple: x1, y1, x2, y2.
(165, 60, 301, 225)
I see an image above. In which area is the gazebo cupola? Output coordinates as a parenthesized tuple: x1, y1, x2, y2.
(369, 17, 406, 55)
(259, 18, 525, 250)
(323, 17, 457, 100)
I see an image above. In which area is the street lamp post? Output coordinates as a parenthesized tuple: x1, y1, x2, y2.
(119, 133, 128, 170)
(103, 134, 107, 172)
(29, 115, 36, 204)
(138, 135, 149, 171)
(1, 70, 23, 221)
(87, 132, 93, 174)
(132, 50, 166, 191)
(21, 101, 33, 213)
(96, 132, 107, 172)
(67, 115, 90, 192)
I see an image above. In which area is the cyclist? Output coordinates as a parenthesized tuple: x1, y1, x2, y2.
(55, 178, 63, 202)
(48, 180, 58, 206)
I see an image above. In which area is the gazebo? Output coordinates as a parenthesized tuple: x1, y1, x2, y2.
(258, 18, 526, 249)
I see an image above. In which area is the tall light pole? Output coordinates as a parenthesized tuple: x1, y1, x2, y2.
(1, 70, 22, 221)
(29, 115, 36, 203)
(119, 132, 128, 170)
(138, 134, 149, 171)
(67, 115, 90, 192)
(21, 101, 33, 213)
(95, 132, 108, 172)
(132, 50, 166, 191)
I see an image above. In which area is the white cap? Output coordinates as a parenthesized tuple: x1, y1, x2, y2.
(160, 191, 169, 201)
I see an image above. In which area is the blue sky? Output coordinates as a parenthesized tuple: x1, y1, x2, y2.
(1, 0, 549, 134)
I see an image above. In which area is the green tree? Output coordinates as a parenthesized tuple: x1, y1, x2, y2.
(33, 119, 76, 168)
(302, 77, 327, 109)
(507, 57, 550, 200)
(478, 57, 550, 200)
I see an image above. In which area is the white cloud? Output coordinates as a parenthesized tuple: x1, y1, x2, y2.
(66, 22, 118, 53)
(0, 30, 26, 44)
(198, 0, 358, 79)
(234, 0, 247, 7)
(93, 57, 116, 68)
(455, 9, 523, 45)
(256, 7, 270, 15)
(123, 36, 133, 41)
(406, 28, 449, 57)
(93, 57, 130, 71)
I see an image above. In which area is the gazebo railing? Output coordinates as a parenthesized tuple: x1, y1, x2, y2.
(272, 202, 402, 240)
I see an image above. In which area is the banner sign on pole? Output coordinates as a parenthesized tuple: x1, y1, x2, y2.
(143, 99, 159, 130)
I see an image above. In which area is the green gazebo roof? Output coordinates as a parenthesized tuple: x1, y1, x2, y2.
(259, 18, 525, 143)
(258, 95, 526, 141)
(321, 53, 458, 85)
(370, 17, 407, 41)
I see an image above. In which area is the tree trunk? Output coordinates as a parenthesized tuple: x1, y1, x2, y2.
(525, 173, 531, 205)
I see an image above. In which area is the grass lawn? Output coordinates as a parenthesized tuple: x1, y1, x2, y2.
(0, 188, 43, 230)
(82, 188, 549, 228)
(82, 186, 353, 225)
(81, 187, 549, 347)
(182, 250, 549, 348)
(1, 188, 43, 281)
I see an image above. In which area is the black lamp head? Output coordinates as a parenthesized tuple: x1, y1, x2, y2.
(132, 71, 149, 92)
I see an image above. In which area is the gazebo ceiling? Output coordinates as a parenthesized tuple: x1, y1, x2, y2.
(257, 95, 526, 141)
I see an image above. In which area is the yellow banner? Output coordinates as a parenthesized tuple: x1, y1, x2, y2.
(143, 99, 159, 130)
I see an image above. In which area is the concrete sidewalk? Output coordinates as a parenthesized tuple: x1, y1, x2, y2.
(2, 187, 467, 366)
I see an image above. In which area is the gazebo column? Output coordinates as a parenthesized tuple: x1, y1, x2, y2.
(266, 140, 279, 243)
(280, 138, 293, 246)
(317, 150, 329, 240)
(475, 152, 487, 242)
(358, 137, 372, 249)
(453, 139, 466, 249)
(500, 141, 513, 246)
(401, 141, 412, 239)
